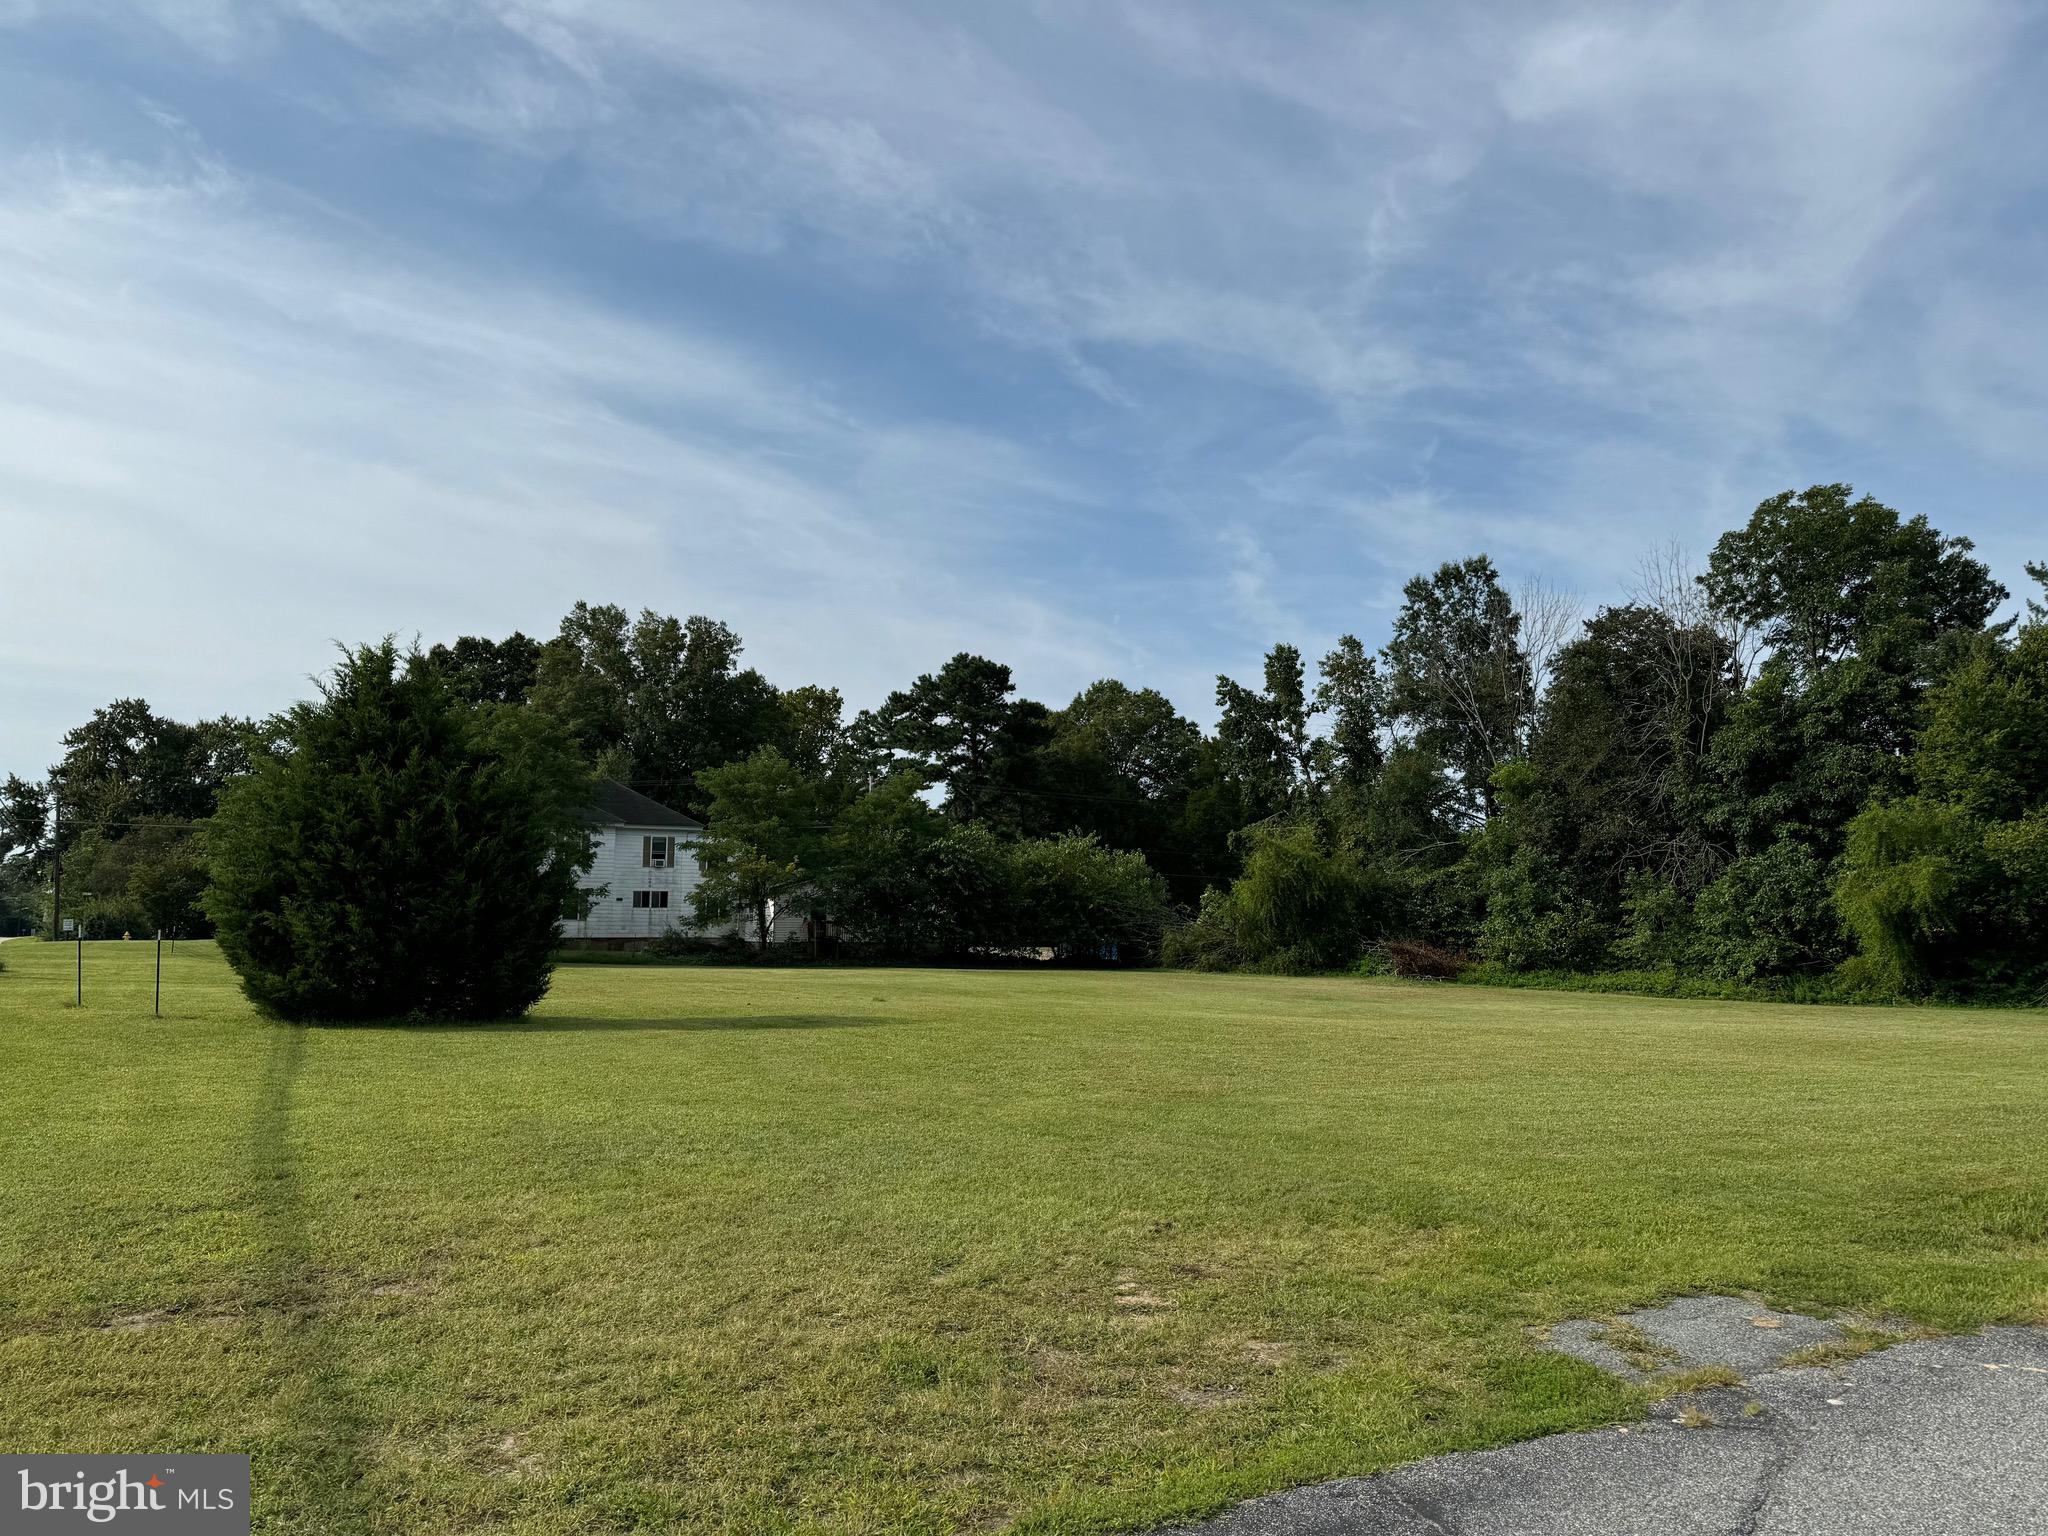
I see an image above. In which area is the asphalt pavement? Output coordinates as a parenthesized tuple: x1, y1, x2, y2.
(1168, 1301, 2048, 1535)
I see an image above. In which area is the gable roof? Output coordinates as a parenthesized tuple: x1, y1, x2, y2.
(581, 778, 704, 831)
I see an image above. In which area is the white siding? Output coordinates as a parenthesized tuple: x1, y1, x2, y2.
(558, 825, 715, 941)
(762, 896, 812, 944)
(556, 824, 821, 945)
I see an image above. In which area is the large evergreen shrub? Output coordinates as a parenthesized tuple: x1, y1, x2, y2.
(206, 642, 592, 1021)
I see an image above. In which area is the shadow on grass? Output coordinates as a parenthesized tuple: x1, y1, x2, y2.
(479, 1015, 888, 1040)
(396, 1013, 890, 1034)
(250, 1026, 377, 1534)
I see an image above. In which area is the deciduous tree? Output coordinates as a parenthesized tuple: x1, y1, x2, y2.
(689, 748, 827, 950)
(1381, 557, 1532, 819)
(530, 604, 782, 818)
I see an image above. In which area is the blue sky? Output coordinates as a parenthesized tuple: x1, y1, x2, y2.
(4, 1, 2046, 780)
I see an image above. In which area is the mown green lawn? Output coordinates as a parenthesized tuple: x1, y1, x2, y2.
(3, 940, 2045, 1534)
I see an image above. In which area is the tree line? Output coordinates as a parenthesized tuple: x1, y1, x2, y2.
(4, 482, 2042, 1003)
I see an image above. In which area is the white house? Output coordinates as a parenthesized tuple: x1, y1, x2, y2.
(557, 780, 809, 947)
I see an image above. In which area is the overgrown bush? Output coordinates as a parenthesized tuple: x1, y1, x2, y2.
(1613, 870, 1694, 969)
(1686, 841, 1844, 980)
(1008, 833, 1170, 959)
(1835, 798, 1977, 994)
(1161, 888, 1248, 971)
(1476, 848, 1611, 971)
(1164, 821, 1395, 974)
(646, 929, 752, 961)
(207, 642, 593, 1022)
(822, 813, 1169, 961)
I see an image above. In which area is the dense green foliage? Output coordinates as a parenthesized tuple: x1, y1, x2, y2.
(814, 793, 1170, 959)
(2, 699, 254, 938)
(1164, 821, 1393, 973)
(1164, 487, 2041, 998)
(1836, 614, 2048, 994)
(688, 747, 829, 949)
(528, 603, 785, 819)
(5, 481, 2038, 995)
(205, 643, 592, 1021)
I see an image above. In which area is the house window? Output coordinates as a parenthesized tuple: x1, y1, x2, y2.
(631, 890, 670, 909)
(642, 834, 673, 869)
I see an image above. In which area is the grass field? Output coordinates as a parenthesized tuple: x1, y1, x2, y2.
(3, 940, 2046, 1534)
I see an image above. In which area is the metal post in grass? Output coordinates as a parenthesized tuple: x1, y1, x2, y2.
(74, 890, 92, 1006)
(155, 928, 163, 1018)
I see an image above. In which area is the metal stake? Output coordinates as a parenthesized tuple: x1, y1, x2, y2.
(155, 928, 164, 1018)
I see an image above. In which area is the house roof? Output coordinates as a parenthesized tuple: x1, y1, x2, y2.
(580, 778, 704, 831)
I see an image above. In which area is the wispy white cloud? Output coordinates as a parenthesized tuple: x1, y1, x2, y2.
(3, 0, 2045, 769)
(0, 138, 1151, 765)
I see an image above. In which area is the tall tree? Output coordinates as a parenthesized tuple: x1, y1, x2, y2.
(50, 699, 254, 837)
(772, 684, 850, 782)
(1313, 635, 1387, 796)
(690, 747, 827, 950)
(858, 654, 1049, 826)
(1695, 489, 2005, 861)
(422, 632, 543, 706)
(1214, 644, 1315, 819)
(812, 769, 946, 953)
(1381, 556, 1532, 819)
(1, 775, 49, 866)
(530, 604, 782, 818)
(1525, 604, 1737, 902)
(1050, 681, 1201, 803)
(1701, 484, 2004, 678)
(1026, 680, 1206, 896)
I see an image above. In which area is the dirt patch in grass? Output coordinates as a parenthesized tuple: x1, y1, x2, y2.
(1112, 1272, 1175, 1311)
(485, 1431, 544, 1480)
(100, 1308, 179, 1332)
(1240, 1338, 1293, 1368)
(1165, 1384, 1246, 1410)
